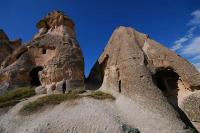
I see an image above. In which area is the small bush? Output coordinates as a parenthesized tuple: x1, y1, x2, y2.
(0, 87, 36, 108)
(88, 91, 116, 100)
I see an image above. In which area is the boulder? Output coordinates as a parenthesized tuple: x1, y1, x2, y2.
(35, 86, 47, 94)
(46, 83, 56, 94)
(55, 80, 65, 94)
(181, 91, 200, 130)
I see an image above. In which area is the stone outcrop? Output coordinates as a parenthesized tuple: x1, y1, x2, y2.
(88, 26, 200, 131)
(1, 10, 200, 132)
(0, 30, 23, 94)
(0, 30, 21, 65)
(0, 11, 84, 95)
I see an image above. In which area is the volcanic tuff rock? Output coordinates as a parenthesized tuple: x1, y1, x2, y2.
(88, 26, 200, 131)
(0, 30, 23, 94)
(0, 10, 200, 132)
(0, 11, 84, 95)
(0, 29, 21, 65)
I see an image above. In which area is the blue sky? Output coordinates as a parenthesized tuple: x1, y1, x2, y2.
(0, 0, 200, 76)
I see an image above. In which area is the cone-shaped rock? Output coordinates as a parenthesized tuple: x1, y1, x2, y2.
(88, 26, 200, 131)
(0, 11, 84, 94)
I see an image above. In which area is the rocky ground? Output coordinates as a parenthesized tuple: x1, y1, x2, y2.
(0, 89, 192, 133)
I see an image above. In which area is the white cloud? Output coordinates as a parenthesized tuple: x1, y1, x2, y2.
(194, 63, 200, 72)
(174, 37, 188, 44)
(192, 55, 200, 61)
(171, 9, 200, 72)
(181, 36, 200, 72)
(181, 36, 200, 56)
(171, 43, 183, 51)
(171, 9, 200, 51)
(189, 10, 200, 26)
(171, 37, 188, 51)
(187, 26, 197, 37)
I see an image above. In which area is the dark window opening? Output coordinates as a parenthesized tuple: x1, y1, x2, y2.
(119, 80, 121, 93)
(42, 49, 46, 54)
(30, 66, 43, 86)
(68, 39, 72, 44)
(62, 81, 66, 93)
(153, 68, 196, 130)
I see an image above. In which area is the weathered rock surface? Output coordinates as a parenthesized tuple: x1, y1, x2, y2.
(0, 10, 200, 132)
(0, 30, 24, 94)
(0, 11, 84, 95)
(35, 86, 47, 94)
(0, 29, 21, 65)
(88, 26, 200, 131)
(0, 94, 193, 133)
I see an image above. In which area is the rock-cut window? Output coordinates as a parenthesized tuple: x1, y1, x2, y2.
(42, 49, 46, 54)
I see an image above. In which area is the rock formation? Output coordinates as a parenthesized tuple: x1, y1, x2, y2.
(88, 26, 200, 131)
(0, 29, 21, 65)
(0, 30, 23, 94)
(0, 11, 84, 95)
(0, 10, 200, 132)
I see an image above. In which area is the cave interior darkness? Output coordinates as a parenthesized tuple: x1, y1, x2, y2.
(153, 68, 196, 130)
(30, 66, 43, 86)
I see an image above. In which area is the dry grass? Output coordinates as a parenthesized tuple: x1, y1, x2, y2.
(88, 91, 116, 100)
(0, 86, 36, 108)
(20, 90, 115, 115)
(20, 93, 80, 115)
(20, 89, 84, 115)
(68, 88, 86, 95)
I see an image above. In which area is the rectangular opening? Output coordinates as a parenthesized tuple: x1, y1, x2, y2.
(42, 49, 46, 54)
(119, 80, 121, 93)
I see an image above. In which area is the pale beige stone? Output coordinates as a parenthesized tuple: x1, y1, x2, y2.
(0, 11, 84, 95)
(35, 86, 47, 94)
(88, 26, 200, 131)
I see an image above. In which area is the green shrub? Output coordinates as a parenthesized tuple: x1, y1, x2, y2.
(0, 86, 36, 108)
(88, 91, 116, 100)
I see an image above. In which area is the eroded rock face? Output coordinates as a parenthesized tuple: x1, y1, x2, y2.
(32, 11, 84, 92)
(0, 30, 21, 65)
(0, 30, 23, 94)
(0, 11, 84, 94)
(88, 26, 200, 131)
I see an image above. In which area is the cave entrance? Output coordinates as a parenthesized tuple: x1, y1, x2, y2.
(153, 68, 195, 129)
(30, 66, 43, 86)
(154, 69, 179, 106)
(62, 81, 66, 94)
